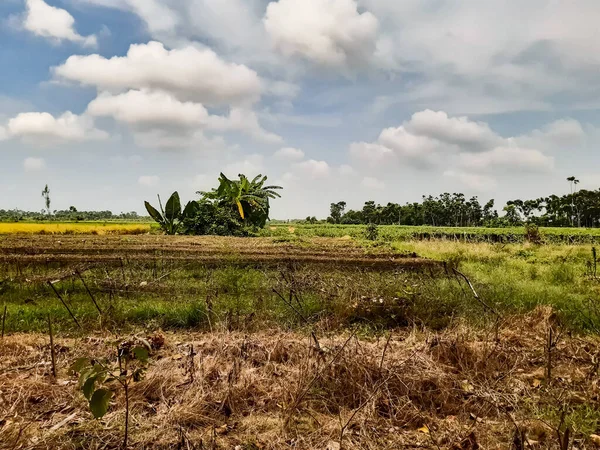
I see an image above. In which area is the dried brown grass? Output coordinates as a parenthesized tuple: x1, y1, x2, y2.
(1, 309, 600, 449)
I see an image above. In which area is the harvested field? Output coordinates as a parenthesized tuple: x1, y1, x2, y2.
(2, 308, 599, 449)
(0, 235, 436, 270)
(2, 234, 600, 449)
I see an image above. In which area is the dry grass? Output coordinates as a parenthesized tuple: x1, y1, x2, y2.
(2, 308, 600, 449)
(0, 223, 151, 236)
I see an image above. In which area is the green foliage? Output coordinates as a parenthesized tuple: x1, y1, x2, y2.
(365, 223, 379, 241)
(182, 199, 248, 236)
(184, 173, 282, 235)
(201, 173, 282, 228)
(144, 192, 198, 235)
(71, 343, 150, 419)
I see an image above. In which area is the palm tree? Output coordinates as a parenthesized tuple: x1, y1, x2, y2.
(41, 184, 51, 215)
(567, 176, 580, 226)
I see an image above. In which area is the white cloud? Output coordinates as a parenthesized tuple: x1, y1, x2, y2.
(517, 119, 586, 150)
(131, 129, 225, 151)
(0, 126, 7, 141)
(208, 108, 283, 144)
(23, 157, 46, 172)
(87, 89, 280, 145)
(338, 164, 355, 175)
(294, 159, 330, 178)
(405, 110, 502, 151)
(23, 0, 97, 47)
(274, 147, 305, 161)
(443, 170, 497, 192)
(138, 175, 160, 187)
(350, 109, 554, 172)
(458, 145, 554, 173)
(264, 0, 379, 68)
(361, 176, 385, 190)
(7, 111, 108, 144)
(223, 154, 265, 178)
(53, 41, 262, 106)
(88, 89, 209, 127)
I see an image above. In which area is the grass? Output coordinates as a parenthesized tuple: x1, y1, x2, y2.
(3, 232, 600, 449)
(262, 223, 600, 243)
(0, 222, 152, 235)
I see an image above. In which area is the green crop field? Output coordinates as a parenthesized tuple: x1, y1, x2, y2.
(263, 223, 600, 243)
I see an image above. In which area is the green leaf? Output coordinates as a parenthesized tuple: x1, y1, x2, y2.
(89, 389, 113, 419)
(70, 358, 91, 374)
(182, 201, 199, 220)
(82, 374, 98, 400)
(132, 346, 149, 364)
(144, 201, 164, 224)
(165, 192, 182, 223)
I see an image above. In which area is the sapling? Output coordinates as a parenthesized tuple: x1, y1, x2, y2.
(71, 340, 150, 449)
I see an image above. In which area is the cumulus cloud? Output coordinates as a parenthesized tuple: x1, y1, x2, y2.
(338, 164, 355, 175)
(223, 154, 265, 177)
(87, 89, 281, 146)
(23, 157, 46, 172)
(88, 89, 209, 128)
(264, 0, 379, 68)
(458, 145, 554, 173)
(361, 176, 385, 190)
(208, 108, 283, 144)
(350, 109, 555, 172)
(23, 0, 97, 47)
(274, 147, 305, 161)
(405, 110, 502, 151)
(294, 159, 330, 178)
(6, 111, 108, 144)
(517, 119, 586, 150)
(443, 170, 497, 192)
(138, 175, 160, 187)
(53, 41, 262, 106)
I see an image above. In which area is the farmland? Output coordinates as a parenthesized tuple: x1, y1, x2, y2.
(2, 230, 600, 448)
(0, 222, 152, 235)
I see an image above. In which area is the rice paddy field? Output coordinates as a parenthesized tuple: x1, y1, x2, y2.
(0, 222, 152, 235)
(2, 226, 600, 449)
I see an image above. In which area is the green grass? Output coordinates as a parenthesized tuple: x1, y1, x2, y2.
(3, 230, 600, 335)
(262, 223, 600, 244)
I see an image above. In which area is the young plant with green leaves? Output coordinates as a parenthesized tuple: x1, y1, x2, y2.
(71, 342, 150, 449)
(144, 192, 198, 235)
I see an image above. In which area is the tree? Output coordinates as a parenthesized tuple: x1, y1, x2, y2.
(41, 185, 51, 215)
(328, 202, 347, 224)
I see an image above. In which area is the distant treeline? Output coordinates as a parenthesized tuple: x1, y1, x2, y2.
(0, 208, 145, 222)
(322, 189, 600, 228)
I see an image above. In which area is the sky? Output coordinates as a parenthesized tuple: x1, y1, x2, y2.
(1, 0, 600, 219)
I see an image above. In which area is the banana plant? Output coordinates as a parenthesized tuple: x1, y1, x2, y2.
(144, 192, 198, 235)
(201, 173, 282, 225)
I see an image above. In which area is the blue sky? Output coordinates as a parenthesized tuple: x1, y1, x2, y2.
(1, 0, 600, 218)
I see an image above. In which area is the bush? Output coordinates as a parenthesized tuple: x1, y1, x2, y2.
(365, 223, 379, 241)
(182, 201, 249, 236)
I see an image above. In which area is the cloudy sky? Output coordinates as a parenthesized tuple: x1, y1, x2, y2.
(1, 0, 600, 218)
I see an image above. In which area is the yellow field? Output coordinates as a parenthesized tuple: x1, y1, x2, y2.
(0, 222, 151, 235)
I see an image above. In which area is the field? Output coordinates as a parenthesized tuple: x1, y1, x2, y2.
(264, 223, 600, 244)
(2, 229, 600, 449)
(0, 222, 152, 235)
